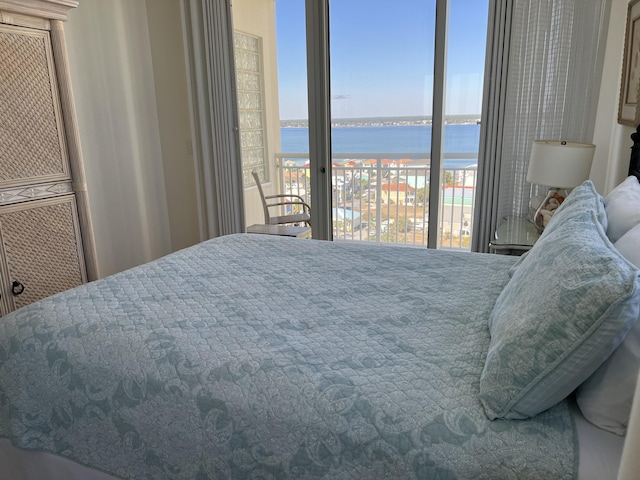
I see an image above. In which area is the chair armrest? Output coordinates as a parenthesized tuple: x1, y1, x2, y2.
(264, 193, 306, 203)
(264, 194, 310, 212)
(266, 201, 310, 211)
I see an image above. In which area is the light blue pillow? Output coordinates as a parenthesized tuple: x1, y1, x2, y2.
(508, 180, 607, 278)
(480, 210, 640, 420)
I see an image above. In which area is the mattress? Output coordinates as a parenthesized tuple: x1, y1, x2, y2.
(0, 234, 578, 479)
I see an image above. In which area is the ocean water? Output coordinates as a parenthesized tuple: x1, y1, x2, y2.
(280, 124, 481, 168)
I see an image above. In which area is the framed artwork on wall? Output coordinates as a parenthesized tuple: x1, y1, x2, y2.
(620, 0, 640, 126)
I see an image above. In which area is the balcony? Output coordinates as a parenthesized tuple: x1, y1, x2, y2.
(275, 152, 477, 249)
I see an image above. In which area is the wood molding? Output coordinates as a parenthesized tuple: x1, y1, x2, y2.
(0, 10, 50, 29)
(50, 20, 99, 281)
(0, 0, 77, 21)
(631, 125, 640, 181)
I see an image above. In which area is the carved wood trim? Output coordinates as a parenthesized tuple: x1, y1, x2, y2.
(0, 180, 72, 205)
(631, 126, 640, 181)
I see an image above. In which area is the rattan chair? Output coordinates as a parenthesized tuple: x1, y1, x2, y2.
(252, 170, 311, 226)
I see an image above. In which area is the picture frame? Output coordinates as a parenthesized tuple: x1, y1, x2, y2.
(619, 0, 640, 126)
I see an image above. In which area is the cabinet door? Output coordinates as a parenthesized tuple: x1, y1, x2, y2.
(0, 196, 86, 311)
(0, 23, 70, 188)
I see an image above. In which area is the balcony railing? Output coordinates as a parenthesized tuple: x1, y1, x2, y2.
(275, 153, 477, 249)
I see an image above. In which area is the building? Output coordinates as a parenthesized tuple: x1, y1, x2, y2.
(380, 182, 416, 205)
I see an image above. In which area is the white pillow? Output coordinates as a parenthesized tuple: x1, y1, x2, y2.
(576, 222, 640, 435)
(616, 223, 640, 267)
(604, 176, 640, 243)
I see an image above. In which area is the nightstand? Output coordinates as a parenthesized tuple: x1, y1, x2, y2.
(489, 216, 541, 255)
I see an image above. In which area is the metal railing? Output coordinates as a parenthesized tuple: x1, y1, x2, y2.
(276, 153, 477, 249)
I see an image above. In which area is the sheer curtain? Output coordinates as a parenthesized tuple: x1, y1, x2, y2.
(473, 0, 610, 252)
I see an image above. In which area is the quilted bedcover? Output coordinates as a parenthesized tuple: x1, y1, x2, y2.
(0, 234, 577, 479)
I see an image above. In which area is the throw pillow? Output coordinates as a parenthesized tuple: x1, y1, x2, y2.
(508, 180, 606, 278)
(480, 212, 640, 420)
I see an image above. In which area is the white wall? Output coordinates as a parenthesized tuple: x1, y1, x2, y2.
(65, 0, 198, 277)
(232, 0, 283, 228)
(592, 0, 636, 194)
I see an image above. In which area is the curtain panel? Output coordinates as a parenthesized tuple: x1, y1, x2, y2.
(473, 0, 610, 252)
(182, 0, 245, 239)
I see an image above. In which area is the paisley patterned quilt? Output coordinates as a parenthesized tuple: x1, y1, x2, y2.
(0, 234, 577, 479)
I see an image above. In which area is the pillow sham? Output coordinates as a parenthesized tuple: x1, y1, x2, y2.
(604, 175, 640, 243)
(479, 211, 640, 420)
(508, 180, 606, 278)
(576, 222, 640, 435)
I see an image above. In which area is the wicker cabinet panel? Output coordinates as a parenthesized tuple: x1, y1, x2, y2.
(0, 23, 69, 188)
(0, 196, 85, 311)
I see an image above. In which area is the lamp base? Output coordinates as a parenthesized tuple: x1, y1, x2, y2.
(532, 188, 567, 231)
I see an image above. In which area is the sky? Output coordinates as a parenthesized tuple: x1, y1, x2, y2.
(275, 0, 489, 120)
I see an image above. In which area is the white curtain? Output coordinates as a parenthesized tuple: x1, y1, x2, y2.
(473, 0, 610, 252)
(182, 0, 245, 239)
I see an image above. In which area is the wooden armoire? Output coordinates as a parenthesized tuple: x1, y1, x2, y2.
(0, 0, 97, 315)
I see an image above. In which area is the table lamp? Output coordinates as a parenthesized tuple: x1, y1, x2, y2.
(526, 140, 595, 230)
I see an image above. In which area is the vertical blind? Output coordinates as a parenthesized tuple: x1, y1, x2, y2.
(473, 0, 610, 252)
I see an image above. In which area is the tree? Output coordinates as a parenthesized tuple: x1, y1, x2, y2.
(444, 171, 454, 187)
(416, 185, 430, 204)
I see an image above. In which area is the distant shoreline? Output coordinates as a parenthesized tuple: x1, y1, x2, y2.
(281, 115, 481, 129)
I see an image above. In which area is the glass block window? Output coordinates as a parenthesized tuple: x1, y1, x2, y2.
(234, 32, 268, 187)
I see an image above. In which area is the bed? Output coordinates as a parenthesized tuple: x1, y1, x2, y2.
(0, 165, 639, 479)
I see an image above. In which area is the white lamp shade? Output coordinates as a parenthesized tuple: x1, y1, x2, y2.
(526, 140, 595, 188)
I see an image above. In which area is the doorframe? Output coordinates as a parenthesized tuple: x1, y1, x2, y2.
(305, 0, 332, 240)
(428, 0, 448, 249)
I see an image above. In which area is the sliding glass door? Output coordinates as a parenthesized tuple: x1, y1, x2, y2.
(234, 0, 488, 248)
(329, 0, 437, 245)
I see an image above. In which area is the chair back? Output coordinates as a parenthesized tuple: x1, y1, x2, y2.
(252, 170, 272, 224)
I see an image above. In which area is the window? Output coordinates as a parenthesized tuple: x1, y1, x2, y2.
(234, 32, 268, 186)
